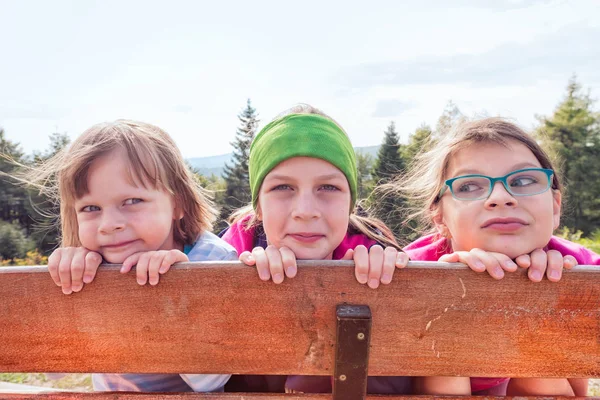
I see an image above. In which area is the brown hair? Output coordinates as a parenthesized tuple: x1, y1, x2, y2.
(229, 104, 399, 249)
(18, 120, 217, 247)
(387, 117, 561, 234)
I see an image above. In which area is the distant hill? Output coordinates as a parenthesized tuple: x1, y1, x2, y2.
(188, 145, 381, 177)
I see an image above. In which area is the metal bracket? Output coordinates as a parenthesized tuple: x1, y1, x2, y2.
(333, 304, 372, 400)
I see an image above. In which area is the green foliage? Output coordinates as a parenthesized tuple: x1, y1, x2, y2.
(535, 76, 600, 234)
(0, 220, 35, 260)
(355, 151, 374, 200)
(218, 99, 259, 232)
(555, 227, 600, 255)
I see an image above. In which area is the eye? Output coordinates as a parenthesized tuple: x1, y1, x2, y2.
(271, 184, 292, 191)
(124, 198, 143, 205)
(510, 176, 538, 187)
(457, 182, 484, 193)
(80, 205, 100, 212)
(320, 184, 340, 191)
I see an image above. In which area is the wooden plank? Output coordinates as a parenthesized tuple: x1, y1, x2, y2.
(0, 393, 594, 400)
(0, 262, 598, 378)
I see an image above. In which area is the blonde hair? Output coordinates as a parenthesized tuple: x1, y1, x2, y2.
(20, 120, 217, 247)
(387, 117, 562, 234)
(229, 104, 399, 249)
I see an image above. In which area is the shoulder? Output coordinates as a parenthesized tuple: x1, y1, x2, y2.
(187, 231, 238, 261)
(402, 234, 450, 261)
(547, 236, 600, 265)
(221, 215, 257, 254)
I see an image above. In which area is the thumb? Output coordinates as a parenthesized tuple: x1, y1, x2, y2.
(439, 252, 460, 263)
(341, 249, 354, 260)
(239, 251, 256, 266)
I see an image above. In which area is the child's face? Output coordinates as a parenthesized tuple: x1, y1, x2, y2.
(74, 149, 182, 263)
(435, 140, 561, 259)
(257, 156, 351, 260)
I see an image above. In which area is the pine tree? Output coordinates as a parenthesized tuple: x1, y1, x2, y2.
(370, 122, 409, 243)
(218, 99, 259, 231)
(535, 77, 600, 234)
(372, 121, 404, 183)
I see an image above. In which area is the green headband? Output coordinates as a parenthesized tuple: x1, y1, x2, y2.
(249, 113, 357, 210)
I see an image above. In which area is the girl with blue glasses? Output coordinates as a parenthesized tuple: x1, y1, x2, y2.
(390, 117, 598, 396)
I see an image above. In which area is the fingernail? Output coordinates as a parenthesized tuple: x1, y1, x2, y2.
(273, 273, 283, 283)
(368, 279, 379, 288)
(475, 261, 485, 270)
(531, 270, 542, 281)
(504, 260, 516, 269)
(549, 270, 560, 280)
(83, 275, 92, 283)
(494, 267, 504, 278)
(359, 274, 368, 283)
(72, 285, 82, 292)
(259, 270, 270, 280)
(137, 279, 146, 285)
(286, 267, 296, 276)
(381, 274, 391, 283)
(62, 288, 72, 295)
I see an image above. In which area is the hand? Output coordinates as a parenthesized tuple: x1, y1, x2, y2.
(439, 248, 519, 280)
(239, 245, 297, 284)
(514, 249, 577, 282)
(121, 250, 189, 285)
(343, 245, 409, 289)
(47, 247, 103, 295)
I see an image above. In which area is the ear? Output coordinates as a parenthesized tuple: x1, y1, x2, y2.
(172, 197, 184, 220)
(551, 190, 562, 230)
(255, 203, 263, 222)
(431, 203, 449, 238)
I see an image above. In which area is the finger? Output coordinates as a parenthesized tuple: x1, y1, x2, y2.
(280, 247, 297, 278)
(528, 249, 547, 282)
(160, 250, 188, 274)
(438, 253, 461, 263)
(340, 249, 354, 260)
(252, 247, 270, 281)
(490, 252, 518, 272)
(265, 245, 284, 284)
(239, 251, 256, 266)
(470, 248, 504, 279)
(121, 253, 142, 274)
(57, 250, 74, 295)
(380, 247, 398, 285)
(367, 245, 384, 289)
(136, 253, 151, 285)
(148, 253, 165, 286)
(515, 254, 531, 269)
(353, 245, 369, 284)
(70, 250, 86, 292)
(563, 255, 577, 270)
(47, 249, 63, 286)
(83, 252, 102, 284)
(447, 251, 486, 273)
(395, 251, 409, 269)
(546, 250, 563, 282)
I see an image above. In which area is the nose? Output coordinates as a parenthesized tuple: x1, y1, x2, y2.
(484, 181, 518, 209)
(98, 208, 126, 234)
(291, 190, 320, 220)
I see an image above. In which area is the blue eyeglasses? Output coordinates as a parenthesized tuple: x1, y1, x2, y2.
(438, 168, 554, 201)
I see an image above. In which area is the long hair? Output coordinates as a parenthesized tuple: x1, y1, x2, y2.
(384, 117, 562, 234)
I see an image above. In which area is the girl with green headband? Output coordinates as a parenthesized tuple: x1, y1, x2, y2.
(221, 105, 467, 395)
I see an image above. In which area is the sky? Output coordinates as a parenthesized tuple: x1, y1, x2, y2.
(1, 0, 599, 158)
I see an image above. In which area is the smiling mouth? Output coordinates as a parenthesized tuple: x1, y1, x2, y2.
(288, 234, 325, 243)
(102, 240, 137, 249)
